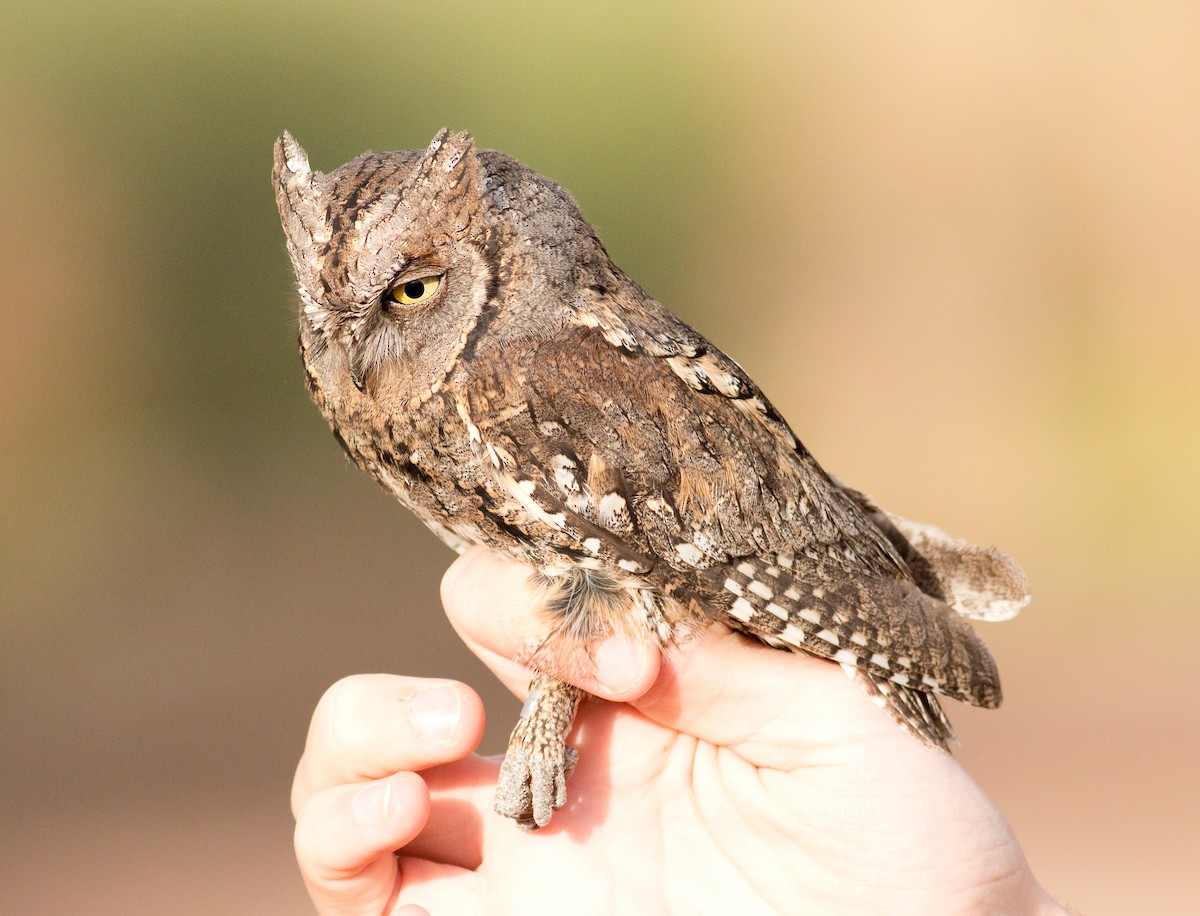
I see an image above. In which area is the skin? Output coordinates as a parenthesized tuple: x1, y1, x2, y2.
(292, 548, 1066, 915)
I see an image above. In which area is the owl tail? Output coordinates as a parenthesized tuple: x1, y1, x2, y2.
(882, 516, 1031, 622)
(722, 552, 1005, 757)
(848, 667, 956, 750)
(833, 482, 1032, 622)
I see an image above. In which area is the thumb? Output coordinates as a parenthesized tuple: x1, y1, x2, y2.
(440, 548, 660, 702)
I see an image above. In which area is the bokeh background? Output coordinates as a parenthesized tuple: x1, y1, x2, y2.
(3, 2, 1197, 912)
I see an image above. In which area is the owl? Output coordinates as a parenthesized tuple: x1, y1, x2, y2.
(273, 128, 1029, 829)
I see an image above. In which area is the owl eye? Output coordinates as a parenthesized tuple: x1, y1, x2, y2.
(385, 274, 443, 307)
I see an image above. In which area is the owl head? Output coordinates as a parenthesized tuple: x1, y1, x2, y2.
(273, 129, 602, 398)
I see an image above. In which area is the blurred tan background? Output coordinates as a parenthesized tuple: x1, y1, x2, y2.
(3, 2, 1197, 913)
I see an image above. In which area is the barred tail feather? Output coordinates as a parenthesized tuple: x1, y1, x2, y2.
(722, 561, 1003, 708)
(846, 665, 956, 750)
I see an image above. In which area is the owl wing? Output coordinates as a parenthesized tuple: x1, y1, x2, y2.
(462, 297, 903, 574)
(459, 310, 1002, 730)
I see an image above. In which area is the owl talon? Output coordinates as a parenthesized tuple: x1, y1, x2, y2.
(495, 745, 578, 829)
(493, 674, 583, 829)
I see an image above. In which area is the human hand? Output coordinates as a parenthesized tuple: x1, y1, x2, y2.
(293, 547, 1065, 915)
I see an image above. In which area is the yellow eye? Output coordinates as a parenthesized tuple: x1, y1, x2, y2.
(387, 274, 442, 306)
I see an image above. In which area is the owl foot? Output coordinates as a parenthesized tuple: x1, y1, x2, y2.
(495, 742, 580, 830)
(493, 673, 583, 829)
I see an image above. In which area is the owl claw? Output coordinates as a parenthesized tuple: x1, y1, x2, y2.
(493, 674, 583, 829)
(495, 744, 579, 830)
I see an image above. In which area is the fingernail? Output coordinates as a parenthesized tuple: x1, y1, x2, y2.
(408, 685, 461, 744)
(593, 637, 646, 696)
(352, 776, 393, 827)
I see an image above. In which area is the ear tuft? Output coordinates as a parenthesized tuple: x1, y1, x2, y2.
(421, 128, 476, 176)
(356, 129, 484, 246)
(272, 131, 329, 289)
(275, 130, 312, 180)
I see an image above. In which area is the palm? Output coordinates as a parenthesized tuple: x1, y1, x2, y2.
(396, 639, 1031, 916)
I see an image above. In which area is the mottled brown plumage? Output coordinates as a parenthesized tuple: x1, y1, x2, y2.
(273, 129, 1030, 829)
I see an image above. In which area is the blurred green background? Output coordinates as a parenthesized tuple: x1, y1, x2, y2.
(3, 2, 1197, 912)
